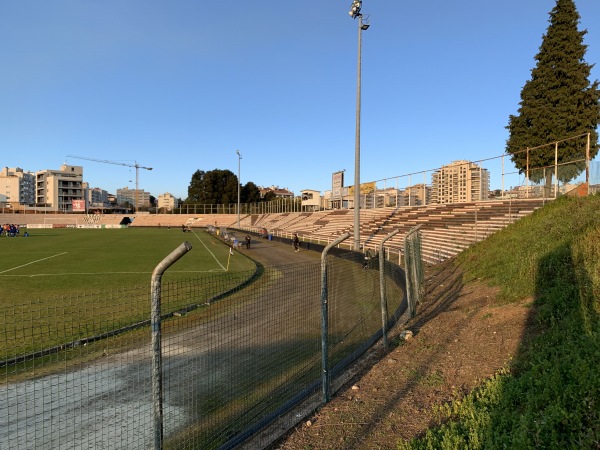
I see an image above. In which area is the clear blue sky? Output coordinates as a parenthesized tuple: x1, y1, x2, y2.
(2, 1, 599, 200)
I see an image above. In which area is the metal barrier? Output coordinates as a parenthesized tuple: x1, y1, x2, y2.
(1, 241, 410, 450)
(404, 225, 424, 318)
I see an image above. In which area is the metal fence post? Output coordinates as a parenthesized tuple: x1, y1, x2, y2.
(379, 230, 400, 350)
(150, 241, 192, 450)
(404, 225, 422, 318)
(320, 232, 350, 403)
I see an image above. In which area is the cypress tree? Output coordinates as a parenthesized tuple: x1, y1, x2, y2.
(506, 0, 600, 191)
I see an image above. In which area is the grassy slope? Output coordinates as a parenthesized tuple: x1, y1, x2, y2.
(399, 195, 600, 449)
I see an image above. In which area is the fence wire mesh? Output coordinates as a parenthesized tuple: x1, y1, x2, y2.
(1, 251, 408, 450)
(404, 226, 424, 318)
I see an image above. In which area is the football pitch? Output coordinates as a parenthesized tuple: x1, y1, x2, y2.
(0, 227, 256, 306)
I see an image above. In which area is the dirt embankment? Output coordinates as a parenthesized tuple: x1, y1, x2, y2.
(269, 260, 535, 449)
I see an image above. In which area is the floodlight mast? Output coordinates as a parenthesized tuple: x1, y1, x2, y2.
(66, 155, 153, 213)
(236, 150, 242, 228)
(348, 0, 369, 251)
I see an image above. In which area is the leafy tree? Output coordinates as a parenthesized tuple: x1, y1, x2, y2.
(185, 169, 239, 204)
(262, 191, 276, 202)
(506, 0, 600, 190)
(186, 170, 206, 203)
(241, 181, 261, 203)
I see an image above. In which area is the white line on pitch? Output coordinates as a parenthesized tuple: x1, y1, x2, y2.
(0, 270, 219, 278)
(190, 230, 227, 271)
(0, 252, 68, 274)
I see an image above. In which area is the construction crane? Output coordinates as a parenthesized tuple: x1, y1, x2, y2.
(66, 155, 153, 213)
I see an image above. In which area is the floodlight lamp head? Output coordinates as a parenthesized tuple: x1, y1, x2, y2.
(349, 0, 361, 19)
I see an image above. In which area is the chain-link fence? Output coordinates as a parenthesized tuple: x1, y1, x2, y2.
(1, 243, 408, 449)
(591, 160, 600, 194)
(404, 226, 424, 318)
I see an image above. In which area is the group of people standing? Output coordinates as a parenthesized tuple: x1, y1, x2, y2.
(232, 234, 252, 249)
(1, 223, 21, 237)
(228, 231, 304, 253)
(0, 223, 19, 237)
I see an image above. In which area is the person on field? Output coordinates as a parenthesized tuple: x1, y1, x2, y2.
(245, 234, 251, 249)
(292, 233, 300, 252)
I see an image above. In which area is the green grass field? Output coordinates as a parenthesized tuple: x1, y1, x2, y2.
(1, 227, 258, 360)
(0, 227, 256, 305)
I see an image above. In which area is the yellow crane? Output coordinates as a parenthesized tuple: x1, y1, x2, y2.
(66, 155, 153, 213)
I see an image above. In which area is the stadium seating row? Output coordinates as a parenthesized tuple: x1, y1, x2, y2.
(0, 198, 547, 265)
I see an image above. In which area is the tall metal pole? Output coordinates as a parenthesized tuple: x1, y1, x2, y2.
(350, 1, 368, 251)
(586, 132, 591, 196)
(135, 164, 139, 214)
(353, 15, 363, 250)
(236, 150, 241, 228)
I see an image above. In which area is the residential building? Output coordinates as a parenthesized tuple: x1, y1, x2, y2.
(259, 186, 294, 199)
(431, 160, 490, 204)
(403, 184, 431, 206)
(116, 187, 151, 208)
(363, 187, 402, 208)
(301, 189, 322, 211)
(0, 167, 36, 207)
(157, 192, 179, 211)
(35, 165, 85, 211)
(88, 187, 110, 206)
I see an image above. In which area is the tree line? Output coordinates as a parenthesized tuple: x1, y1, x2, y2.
(184, 169, 277, 205)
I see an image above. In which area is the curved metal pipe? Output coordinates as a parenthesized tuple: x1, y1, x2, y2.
(320, 232, 351, 403)
(379, 229, 400, 350)
(150, 241, 192, 449)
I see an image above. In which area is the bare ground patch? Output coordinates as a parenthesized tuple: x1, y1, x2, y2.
(269, 259, 535, 450)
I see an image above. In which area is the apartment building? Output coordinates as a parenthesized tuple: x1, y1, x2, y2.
(157, 192, 179, 211)
(403, 183, 431, 206)
(116, 187, 151, 208)
(259, 186, 294, 199)
(88, 187, 110, 206)
(0, 167, 36, 207)
(35, 165, 85, 211)
(431, 160, 490, 204)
